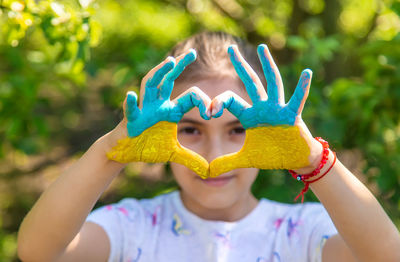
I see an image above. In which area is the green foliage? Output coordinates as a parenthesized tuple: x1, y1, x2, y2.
(0, 0, 100, 158)
(327, 36, 400, 216)
(1, 0, 400, 260)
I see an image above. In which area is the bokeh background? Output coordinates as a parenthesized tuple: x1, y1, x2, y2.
(1, 0, 400, 260)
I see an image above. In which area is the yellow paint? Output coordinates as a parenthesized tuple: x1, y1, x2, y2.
(209, 126, 310, 177)
(107, 121, 209, 178)
(108, 123, 310, 179)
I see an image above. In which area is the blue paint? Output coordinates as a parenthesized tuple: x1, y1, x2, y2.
(129, 248, 142, 262)
(213, 44, 312, 129)
(213, 92, 247, 119)
(257, 44, 283, 104)
(287, 69, 312, 115)
(143, 58, 175, 104)
(125, 49, 210, 137)
(227, 46, 262, 102)
(177, 91, 209, 120)
(287, 217, 301, 237)
(273, 251, 281, 262)
(162, 51, 196, 99)
(255, 252, 281, 262)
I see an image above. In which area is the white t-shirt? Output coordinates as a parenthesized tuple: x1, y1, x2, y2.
(86, 190, 337, 262)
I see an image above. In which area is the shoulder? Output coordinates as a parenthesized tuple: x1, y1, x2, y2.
(84, 191, 177, 261)
(88, 190, 175, 223)
(259, 199, 337, 261)
(259, 198, 336, 239)
(86, 190, 177, 227)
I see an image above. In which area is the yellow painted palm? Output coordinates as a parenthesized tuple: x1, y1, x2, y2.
(107, 50, 210, 178)
(209, 44, 317, 177)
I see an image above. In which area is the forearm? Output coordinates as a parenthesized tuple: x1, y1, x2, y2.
(17, 132, 126, 261)
(309, 150, 400, 262)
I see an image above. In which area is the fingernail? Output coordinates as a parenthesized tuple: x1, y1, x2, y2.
(166, 56, 175, 64)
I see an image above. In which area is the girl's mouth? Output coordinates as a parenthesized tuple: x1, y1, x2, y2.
(198, 175, 235, 187)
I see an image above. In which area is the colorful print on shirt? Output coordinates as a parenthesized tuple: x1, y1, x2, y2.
(287, 217, 302, 238)
(127, 247, 142, 262)
(256, 251, 281, 262)
(315, 234, 330, 258)
(171, 213, 191, 236)
(144, 205, 161, 226)
(104, 204, 136, 222)
(212, 230, 233, 249)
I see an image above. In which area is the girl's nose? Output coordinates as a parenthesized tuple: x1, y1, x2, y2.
(203, 137, 226, 163)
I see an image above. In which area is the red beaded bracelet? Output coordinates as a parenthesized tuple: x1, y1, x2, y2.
(288, 137, 329, 181)
(295, 152, 337, 202)
(288, 137, 335, 203)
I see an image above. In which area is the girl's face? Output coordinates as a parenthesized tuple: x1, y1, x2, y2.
(170, 76, 259, 216)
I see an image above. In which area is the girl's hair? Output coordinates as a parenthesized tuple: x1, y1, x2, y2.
(166, 31, 267, 89)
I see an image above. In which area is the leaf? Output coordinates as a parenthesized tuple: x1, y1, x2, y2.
(287, 35, 307, 50)
(391, 2, 400, 17)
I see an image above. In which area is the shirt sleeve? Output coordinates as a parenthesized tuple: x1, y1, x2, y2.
(85, 198, 145, 262)
(304, 203, 338, 262)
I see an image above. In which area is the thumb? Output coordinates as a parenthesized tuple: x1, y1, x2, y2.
(170, 144, 210, 179)
(209, 151, 249, 178)
(124, 91, 140, 122)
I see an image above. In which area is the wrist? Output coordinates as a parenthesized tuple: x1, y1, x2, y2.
(289, 137, 337, 202)
(95, 121, 128, 167)
(293, 139, 324, 175)
(303, 149, 336, 183)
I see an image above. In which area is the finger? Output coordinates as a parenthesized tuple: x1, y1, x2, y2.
(257, 44, 284, 104)
(172, 86, 212, 120)
(123, 91, 140, 122)
(160, 49, 197, 100)
(287, 69, 312, 115)
(171, 144, 210, 179)
(210, 90, 250, 120)
(143, 57, 176, 104)
(209, 151, 249, 178)
(228, 45, 267, 103)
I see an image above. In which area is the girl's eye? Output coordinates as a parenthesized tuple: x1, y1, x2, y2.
(178, 127, 200, 135)
(229, 127, 245, 135)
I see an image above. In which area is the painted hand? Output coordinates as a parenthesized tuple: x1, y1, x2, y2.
(209, 44, 323, 177)
(107, 49, 211, 178)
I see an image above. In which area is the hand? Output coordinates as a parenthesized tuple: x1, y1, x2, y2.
(209, 44, 323, 177)
(106, 49, 212, 178)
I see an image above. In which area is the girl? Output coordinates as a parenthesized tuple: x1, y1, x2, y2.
(17, 31, 400, 262)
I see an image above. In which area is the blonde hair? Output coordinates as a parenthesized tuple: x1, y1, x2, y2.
(167, 31, 267, 89)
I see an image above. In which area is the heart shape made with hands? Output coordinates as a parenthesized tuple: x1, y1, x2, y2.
(107, 44, 316, 179)
(106, 50, 211, 179)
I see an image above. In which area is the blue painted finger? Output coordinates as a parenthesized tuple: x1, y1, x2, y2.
(161, 49, 197, 100)
(174, 87, 211, 120)
(125, 91, 140, 122)
(160, 50, 196, 100)
(287, 69, 312, 115)
(143, 57, 175, 103)
(211, 91, 250, 119)
(228, 45, 266, 103)
(257, 44, 284, 104)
